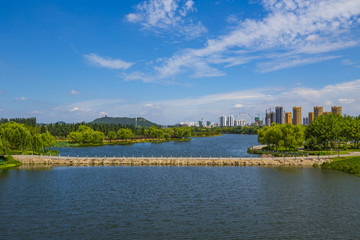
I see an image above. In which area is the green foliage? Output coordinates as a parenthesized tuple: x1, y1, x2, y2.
(0, 155, 21, 169)
(148, 126, 164, 138)
(258, 123, 305, 151)
(0, 121, 32, 154)
(0, 121, 56, 155)
(107, 131, 117, 142)
(305, 114, 360, 151)
(0, 117, 36, 127)
(321, 156, 360, 175)
(305, 114, 343, 151)
(117, 128, 133, 140)
(67, 125, 105, 144)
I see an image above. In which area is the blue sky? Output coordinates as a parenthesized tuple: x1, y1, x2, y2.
(1, 0, 360, 124)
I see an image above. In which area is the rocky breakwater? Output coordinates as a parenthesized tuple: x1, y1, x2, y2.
(13, 155, 331, 167)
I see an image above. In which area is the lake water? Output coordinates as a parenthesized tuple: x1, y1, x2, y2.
(1, 166, 360, 239)
(55, 134, 260, 158)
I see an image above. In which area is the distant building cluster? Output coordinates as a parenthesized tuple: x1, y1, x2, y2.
(178, 120, 217, 128)
(265, 106, 342, 126)
(219, 115, 247, 127)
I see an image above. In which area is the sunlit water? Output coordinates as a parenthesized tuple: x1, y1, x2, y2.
(1, 166, 360, 239)
(54, 134, 260, 158)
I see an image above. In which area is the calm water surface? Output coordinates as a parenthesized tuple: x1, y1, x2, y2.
(55, 134, 260, 157)
(1, 166, 360, 239)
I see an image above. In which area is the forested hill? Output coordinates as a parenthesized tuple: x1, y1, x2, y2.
(91, 117, 158, 127)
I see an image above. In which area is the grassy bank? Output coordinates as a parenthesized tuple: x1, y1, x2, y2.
(0, 156, 21, 169)
(248, 145, 360, 157)
(321, 156, 360, 176)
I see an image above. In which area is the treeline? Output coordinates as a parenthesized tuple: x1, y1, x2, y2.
(257, 114, 360, 152)
(43, 122, 149, 138)
(43, 122, 261, 139)
(68, 125, 192, 144)
(0, 117, 37, 127)
(305, 114, 360, 150)
(180, 125, 261, 137)
(0, 121, 56, 155)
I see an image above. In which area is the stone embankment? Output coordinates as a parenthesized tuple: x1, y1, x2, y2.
(13, 155, 332, 167)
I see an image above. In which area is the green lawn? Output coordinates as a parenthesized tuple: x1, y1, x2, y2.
(321, 156, 360, 176)
(0, 156, 21, 169)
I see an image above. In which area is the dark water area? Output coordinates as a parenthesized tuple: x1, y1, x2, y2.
(1, 166, 360, 239)
(55, 134, 260, 158)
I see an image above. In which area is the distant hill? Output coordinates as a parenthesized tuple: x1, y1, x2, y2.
(91, 116, 158, 127)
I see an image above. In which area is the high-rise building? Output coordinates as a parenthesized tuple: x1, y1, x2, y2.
(293, 107, 302, 125)
(275, 106, 284, 124)
(303, 117, 309, 125)
(227, 115, 234, 127)
(255, 117, 262, 126)
(323, 111, 331, 116)
(285, 112, 292, 124)
(265, 110, 271, 126)
(220, 115, 227, 127)
(314, 106, 323, 118)
(308, 112, 314, 124)
(206, 121, 211, 127)
(331, 106, 342, 116)
(198, 120, 203, 127)
(270, 111, 276, 124)
(235, 120, 246, 127)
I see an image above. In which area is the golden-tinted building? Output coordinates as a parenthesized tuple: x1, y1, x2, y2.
(331, 106, 342, 116)
(292, 107, 302, 125)
(308, 112, 314, 124)
(285, 112, 292, 124)
(314, 106, 323, 118)
(323, 111, 331, 116)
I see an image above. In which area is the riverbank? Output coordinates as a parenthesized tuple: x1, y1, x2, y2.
(321, 156, 360, 175)
(13, 155, 331, 167)
(0, 156, 21, 169)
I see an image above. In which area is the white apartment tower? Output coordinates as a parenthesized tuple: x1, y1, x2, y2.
(220, 115, 227, 127)
(227, 115, 235, 127)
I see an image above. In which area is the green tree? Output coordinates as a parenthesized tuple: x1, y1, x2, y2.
(305, 114, 344, 151)
(68, 125, 104, 144)
(107, 131, 116, 142)
(0, 121, 32, 154)
(0, 137, 10, 156)
(117, 128, 133, 140)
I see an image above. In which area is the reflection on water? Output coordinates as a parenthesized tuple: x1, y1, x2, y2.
(1, 166, 360, 239)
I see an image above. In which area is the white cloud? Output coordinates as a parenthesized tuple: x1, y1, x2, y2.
(70, 107, 80, 112)
(126, 0, 206, 39)
(338, 98, 355, 104)
(127, 0, 360, 82)
(70, 90, 80, 95)
(14, 97, 27, 101)
(84, 53, 134, 70)
(258, 55, 340, 73)
(234, 104, 244, 108)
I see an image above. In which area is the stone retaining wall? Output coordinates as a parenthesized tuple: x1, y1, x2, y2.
(13, 155, 331, 167)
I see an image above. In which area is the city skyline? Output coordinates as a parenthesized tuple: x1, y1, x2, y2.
(1, 0, 360, 124)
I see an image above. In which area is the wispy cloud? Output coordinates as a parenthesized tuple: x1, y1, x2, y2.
(124, 0, 360, 82)
(14, 97, 27, 101)
(126, 0, 206, 39)
(258, 55, 340, 73)
(84, 53, 134, 70)
(70, 89, 80, 95)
